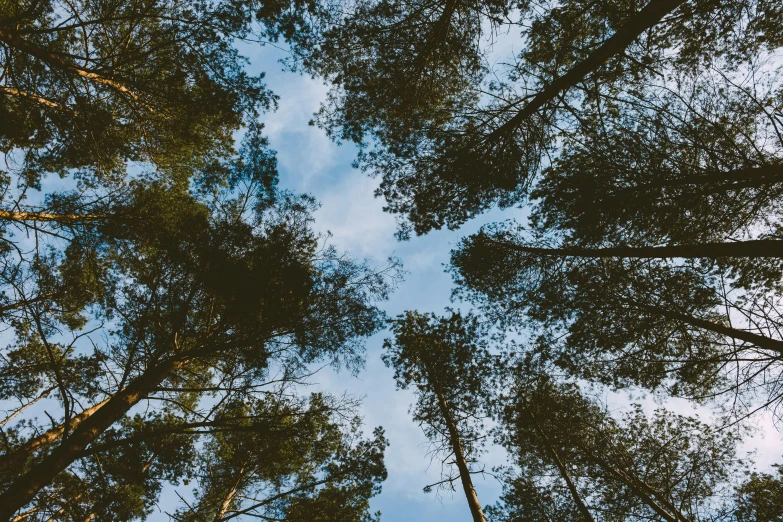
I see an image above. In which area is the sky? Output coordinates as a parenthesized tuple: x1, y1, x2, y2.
(229, 41, 783, 521)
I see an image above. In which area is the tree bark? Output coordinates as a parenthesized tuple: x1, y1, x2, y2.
(493, 238, 783, 259)
(635, 303, 783, 356)
(587, 452, 683, 522)
(214, 459, 252, 522)
(0, 396, 111, 473)
(0, 210, 106, 223)
(0, 28, 146, 107)
(0, 358, 185, 520)
(483, 0, 684, 143)
(524, 401, 595, 522)
(429, 373, 487, 522)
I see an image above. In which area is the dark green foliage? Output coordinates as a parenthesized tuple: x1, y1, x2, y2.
(0, 0, 281, 184)
(383, 311, 497, 482)
(493, 377, 741, 522)
(735, 466, 783, 522)
(304, 0, 783, 235)
(0, 120, 399, 519)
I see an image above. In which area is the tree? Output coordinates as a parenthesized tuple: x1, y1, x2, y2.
(383, 311, 498, 522)
(171, 395, 387, 522)
(493, 376, 741, 522)
(0, 151, 400, 518)
(734, 465, 783, 522)
(0, 0, 294, 184)
(451, 227, 783, 417)
(304, 0, 783, 236)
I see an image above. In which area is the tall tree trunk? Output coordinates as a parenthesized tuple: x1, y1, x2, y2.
(524, 401, 595, 522)
(483, 0, 684, 143)
(587, 451, 688, 522)
(428, 374, 487, 522)
(608, 164, 783, 199)
(636, 303, 783, 356)
(0, 210, 106, 223)
(0, 396, 112, 472)
(419, 0, 460, 65)
(0, 29, 146, 107)
(214, 462, 249, 522)
(492, 238, 783, 259)
(0, 357, 185, 520)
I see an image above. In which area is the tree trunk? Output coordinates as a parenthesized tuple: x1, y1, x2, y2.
(0, 357, 185, 520)
(0, 396, 111, 473)
(429, 375, 487, 522)
(609, 164, 783, 198)
(524, 401, 595, 522)
(214, 462, 249, 522)
(493, 238, 783, 259)
(483, 0, 684, 142)
(636, 303, 783, 356)
(0, 210, 106, 223)
(0, 387, 55, 428)
(587, 451, 687, 522)
(0, 29, 145, 107)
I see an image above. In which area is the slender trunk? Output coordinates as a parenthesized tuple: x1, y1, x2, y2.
(484, 0, 684, 142)
(429, 374, 486, 522)
(524, 401, 595, 522)
(0, 357, 185, 520)
(0, 86, 71, 112)
(419, 0, 460, 65)
(0, 397, 111, 472)
(0, 210, 106, 223)
(609, 165, 783, 198)
(587, 452, 686, 522)
(214, 462, 249, 522)
(0, 294, 56, 315)
(220, 475, 345, 522)
(0, 29, 145, 107)
(636, 303, 783, 356)
(0, 387, 55, 428)
(493, 238, 783, 259)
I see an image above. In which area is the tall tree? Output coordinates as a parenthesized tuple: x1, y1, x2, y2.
(0, 155, 400, 518)
(383, 311, 498, 522)
(304, 0, 783, 235)
(451, 230, 783, 415)
(493, 376, 742, 522)
(0, 0, 305, 183)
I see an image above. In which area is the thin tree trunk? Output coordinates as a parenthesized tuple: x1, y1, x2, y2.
(214, 462, 249, 522)
(0, 387, 55, 428)
(220, 474, 350, 521)
(0, 29, 147, 108)
(0, 357, 186, 520)
(483, 0, 684, 143)
(587, 452, 682, 522)
(429, 374, 487, 522)
(0, 396, 112, 472)
(636, 303, 783, 356)
(419, 0, 460, 65)
(493, 238, 783, 259)
(0, 210, 106, 223)
(0, 86, 71, 112)
(609, 164, 783, 198)
(524, 401, 595, 522)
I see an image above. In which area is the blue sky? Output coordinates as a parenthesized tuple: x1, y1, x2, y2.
(242, 43, 515, 520)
